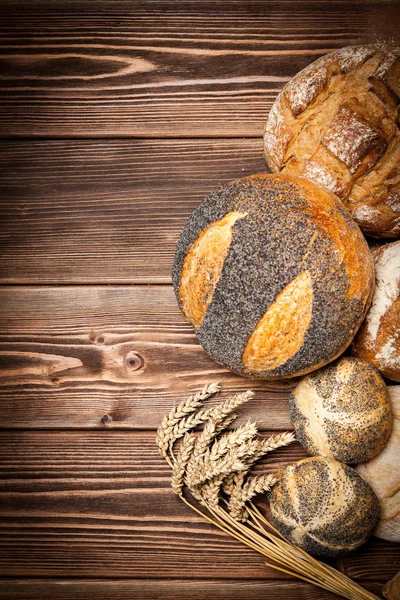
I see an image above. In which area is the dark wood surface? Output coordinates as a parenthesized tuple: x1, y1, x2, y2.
(1, 2, 399, 599)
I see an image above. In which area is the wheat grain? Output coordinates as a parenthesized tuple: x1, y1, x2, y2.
(242, 473, 277, 501)
(155, 383, 220, 458)
(171, 433, 197, 496)
(193, 438, 259, 486)
(227, 471, 248, 521)
(200, 476, 224, 509)
(209, 421, 258, 462)
(222, 431, 294, 496)
(188, 391, 254, 465)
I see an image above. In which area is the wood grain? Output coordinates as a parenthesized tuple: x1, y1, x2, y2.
(0, 139, 266, 284)
(0, 430, 398, 581)
(0, 579, 384, 600)
(0, 285, 296, 429)
(0, 1, 399, 137)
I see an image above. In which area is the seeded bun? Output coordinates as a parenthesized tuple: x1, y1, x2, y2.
(172, 174, 374, 380)
(264, 44, 400, 238)
(357, 386, 400, 542)
(289, 357, 392, 464)
(269, 457, 380, 557)
(352, 241, 400, 381)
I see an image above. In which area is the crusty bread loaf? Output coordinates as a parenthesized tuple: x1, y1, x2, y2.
(172, 174, 374, 380)
(352, 241, 400, 381)
(290, 357, 392, 464)
(264, 44, 400, 238)
(357, 386, 400, 542)
(269, 457, 380, 557)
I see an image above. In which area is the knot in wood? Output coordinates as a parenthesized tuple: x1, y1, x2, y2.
(125, 352, 144, 372)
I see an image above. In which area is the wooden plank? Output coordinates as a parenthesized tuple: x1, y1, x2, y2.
(0, 139, 266, 284)
(0, 579, 384, 600)
(0, 285, 295, 430)
(0, 430, 398, 581)
(0, 2, 399, 137)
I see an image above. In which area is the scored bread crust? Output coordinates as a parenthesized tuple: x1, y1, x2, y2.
(351, 240, 400, 380)
(289, 357, 392, 464)
(269, 457, 380, 557)
(173, 174, 374, 380)
(264, 44, 400, 238)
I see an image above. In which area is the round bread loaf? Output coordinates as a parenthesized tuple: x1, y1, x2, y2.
(269, 456, 380, 557)
(172, 174, 374, 379)
(264, 44, 400, 238)
(289, 357, 392, 464)
(352, 241, 400, 381)
(357, 386, 400, 542)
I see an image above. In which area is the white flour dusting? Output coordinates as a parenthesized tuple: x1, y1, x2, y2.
(376, 337, 400, 368)
(366, 242, 400, 342)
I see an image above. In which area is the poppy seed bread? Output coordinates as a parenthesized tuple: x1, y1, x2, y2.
(289, 357, 392, 464)
(269, 457, 380, 557)
(264, 44, 400, 238)
(172, 174, 374, 380)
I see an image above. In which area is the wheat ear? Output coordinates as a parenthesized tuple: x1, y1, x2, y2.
(155, 382, 220, 458)
(171, 433, 197, 496)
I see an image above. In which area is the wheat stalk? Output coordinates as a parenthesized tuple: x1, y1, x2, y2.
(157, 384, 380, 600)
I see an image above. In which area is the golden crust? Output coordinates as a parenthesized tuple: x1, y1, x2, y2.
(264, 44, 400, 238)
(242, 270, 313, 371)
(179, 211, 247, 328)
(352, 241, 400, 381)
(287, 175, 375, 303)
(173, 174, 374, 379)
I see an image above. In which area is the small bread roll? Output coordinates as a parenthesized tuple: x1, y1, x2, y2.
(269, 457, 380, 557)
(289, 357, 392, 464)
(264, 44, 400, 238)
(357, 386, 400, 542)
(352, 241, 400, 381)
(173, 174, 374, 380)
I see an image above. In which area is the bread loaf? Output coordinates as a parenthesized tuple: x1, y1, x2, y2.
(357, 386, 400, 542)
(172, 174, 374, 379)
(352, 241, 400, 381)
(264, 44, 400, 238)
(269, 457, 380, 557)
(290, 357, 392, 464)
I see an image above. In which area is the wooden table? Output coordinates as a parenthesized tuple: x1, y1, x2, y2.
(0, 2, 399, 598)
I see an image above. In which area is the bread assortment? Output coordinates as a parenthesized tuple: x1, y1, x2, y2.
(172, 43, 400, 559)
(356, 386, 400, 543)
(289, 357, 392, 464)
(352, 240, 400, 381)
(173, 174, 373, 380)
(269, 457, 380, 557)
(264, 44, 400, 238)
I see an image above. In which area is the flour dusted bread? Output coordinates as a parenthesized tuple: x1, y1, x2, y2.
(264, 44, 400, 238)
(172, 174, 374, 379)
(352, 241, 400, 381)
(357, 386, 400, 542)
(269, 457, 380, 557)
(290, 357, 392, 464)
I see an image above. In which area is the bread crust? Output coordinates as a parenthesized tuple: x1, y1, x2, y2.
(289, 357, 392, 464)
(264, 44, 400, 238)
(357, 386, 400, 542)
(352, 240, 400, 381)
(269, 457, 380, 557)
(173, 174, 374, 379)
